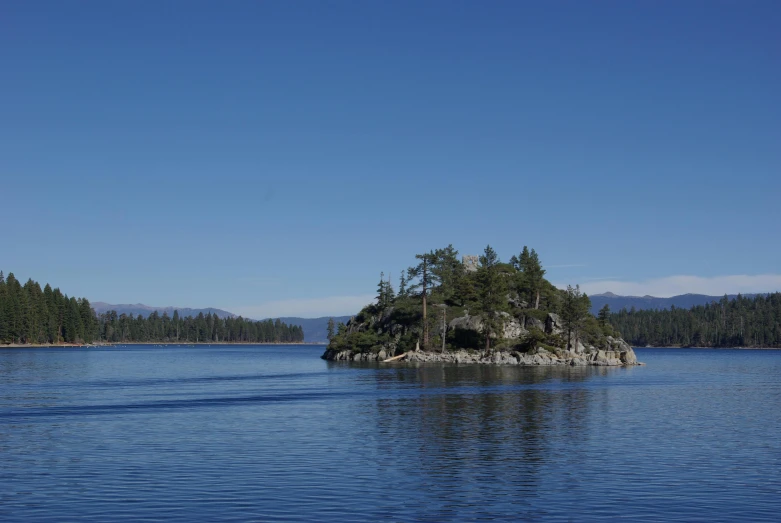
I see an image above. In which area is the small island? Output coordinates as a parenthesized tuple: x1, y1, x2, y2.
(322, 245, 641, 366)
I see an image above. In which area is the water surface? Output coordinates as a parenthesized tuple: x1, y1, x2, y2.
(1, 345, 779, 521)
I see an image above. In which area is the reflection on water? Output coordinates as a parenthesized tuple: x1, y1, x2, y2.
(366, 365, 605, 518)
(1, 346, 780, 522)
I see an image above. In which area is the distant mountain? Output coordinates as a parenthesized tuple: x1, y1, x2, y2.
(91, 302, 237, 320)
(273, 316, 352, 343)
(589, 292, 759, 315)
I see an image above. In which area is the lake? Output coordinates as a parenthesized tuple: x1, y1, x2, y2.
(1, 345, 779, 521)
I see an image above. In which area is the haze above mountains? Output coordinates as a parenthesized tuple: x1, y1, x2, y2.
(93, 292, 762, 343)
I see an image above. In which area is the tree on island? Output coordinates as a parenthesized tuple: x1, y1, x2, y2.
(561, 285, 591, 351)
(407, 252, 436, 349)
(476, 245, 507, 352)
(327, 317, 335, 342)
(511, 246, 546, 309)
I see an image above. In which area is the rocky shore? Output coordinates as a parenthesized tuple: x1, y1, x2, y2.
(322, 336, 642, 367)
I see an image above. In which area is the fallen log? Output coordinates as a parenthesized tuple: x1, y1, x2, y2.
(382, 352, 408, 363)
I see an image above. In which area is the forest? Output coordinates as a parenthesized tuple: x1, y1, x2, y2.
(327, 245, 607, 355)
(608, 293, 781, 348)
(0, 271, 304, 345)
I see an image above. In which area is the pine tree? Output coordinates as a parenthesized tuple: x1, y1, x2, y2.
(408, 252, 437, 349)
(511, 246, 546, 309)
(376, 272, 389, 309)
(598, 304, 611, 326)
(327, 317, 335, 342)
(398, 272, 407, 298)
(173, 310, 180, 341)
(476, 245, 507, 352)
(561, 285, 591, 352)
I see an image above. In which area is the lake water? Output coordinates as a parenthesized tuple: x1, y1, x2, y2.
(1, 345, 779, 521)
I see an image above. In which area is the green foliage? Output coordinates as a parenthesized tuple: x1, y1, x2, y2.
(327, 318, 335, 342)
(476, 245, 508, 351)
(609, 293, 781, 348)
(560, 285, 591, 349)
(511, 246, 546, 309)
(328, 320, 387, 353)
(522, 327, 547, 352)
(521, 308, 548, 322)
(0, 270, 304, 345)
(376, 272, 395, 310)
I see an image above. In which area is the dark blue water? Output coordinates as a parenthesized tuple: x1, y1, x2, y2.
(1, 346, 779, 521)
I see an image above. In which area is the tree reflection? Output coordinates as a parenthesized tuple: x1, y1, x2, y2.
(366, 363, 615, 516)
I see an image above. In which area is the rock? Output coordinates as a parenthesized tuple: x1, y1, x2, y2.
(525, 316, 545, 331)
(620, 348, 638, 365)
(449, 315, 483, 332)
(545, 313, 563, 335)
(569, 340, 586, 353)
(499, 313, 527, 339)
(449, 313, 527, 341)
(321, 341, 641, 366)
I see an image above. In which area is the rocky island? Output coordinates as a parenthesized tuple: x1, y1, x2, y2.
(322, 245, 641, 366)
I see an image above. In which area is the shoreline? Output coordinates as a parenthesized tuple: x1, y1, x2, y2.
(323, 347, 642, 366)
(635, 346, 781, 350)
(0, 341, 321, 349)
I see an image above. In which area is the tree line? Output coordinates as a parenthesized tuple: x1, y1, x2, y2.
(0, 271, 304, 345)
(608, 293, 781, 348)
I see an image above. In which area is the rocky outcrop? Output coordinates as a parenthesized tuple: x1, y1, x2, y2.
(322, 345, 642, 366)
(545, 313, 563, 335)
(524, 316, 545, 332)
(449, 312, 528, 341)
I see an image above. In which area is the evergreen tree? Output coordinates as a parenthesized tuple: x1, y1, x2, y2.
(430, 244, 463, 304)
(327, 317, 335, 342)
(398, 271, 407, 298)
(561, 285, 591, 351)
(598, 304, 611, 326)
(408, 252, 437, 349)
(476, 245, 507, 352)
(511, 246, 546, 309)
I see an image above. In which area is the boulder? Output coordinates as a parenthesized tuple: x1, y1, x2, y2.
(569, 339, 587, 353)
(449, 315, 483, 332)
(449, 313, 527, 341)
(498, 312, 527, 339)
(525, 316, 545, 331)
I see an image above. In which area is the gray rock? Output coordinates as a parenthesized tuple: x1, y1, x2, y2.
(449, 315, 483, 332)
(545, 313, 563, 335)
(525, 316, 545, 331)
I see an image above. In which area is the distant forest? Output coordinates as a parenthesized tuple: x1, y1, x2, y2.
(609, 293, 781, 348)
(0, 271, 304, 345)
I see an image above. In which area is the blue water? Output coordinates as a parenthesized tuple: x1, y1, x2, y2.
(1, 346, 779, 521)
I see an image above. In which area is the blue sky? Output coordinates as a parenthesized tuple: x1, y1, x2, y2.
(2, 1, 780, 317)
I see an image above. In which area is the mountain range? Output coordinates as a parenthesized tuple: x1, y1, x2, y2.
(91, 302, 237, 320)
(588, 292, 757, 315)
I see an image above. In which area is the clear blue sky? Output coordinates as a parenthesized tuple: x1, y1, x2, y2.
(2, 1, 780, 317)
